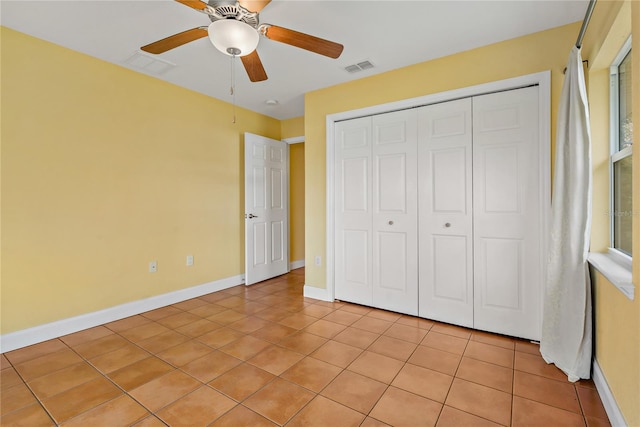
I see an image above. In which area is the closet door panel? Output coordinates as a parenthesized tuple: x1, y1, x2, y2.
(342, 230, 369, 287)
(432, 148, 468, 212)
(418, 98, 473, 326)
(372, 109, 418, 315)
(335, 117, 373, 305)
(432, 235, 470, 300)
(472, 86, 541, 341)
(377, 231, 408, 291)
(477, 237, 523, 308)
(377, 154, 408, 212)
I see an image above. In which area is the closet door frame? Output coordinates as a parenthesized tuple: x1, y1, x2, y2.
(325, 71, 551, 312)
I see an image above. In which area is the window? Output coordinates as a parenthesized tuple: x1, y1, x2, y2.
(610, 38, 632, 257)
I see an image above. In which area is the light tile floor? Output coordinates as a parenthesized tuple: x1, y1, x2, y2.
(1, 268, 611, 426)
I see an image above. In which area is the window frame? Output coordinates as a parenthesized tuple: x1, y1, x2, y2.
(609, 36, 632, 260)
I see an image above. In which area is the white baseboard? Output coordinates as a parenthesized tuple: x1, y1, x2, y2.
(593, 359, 627, 427)
(0, 274, 244, 353)
(289, 260, 305, 270)
(303, 284, 331, 302)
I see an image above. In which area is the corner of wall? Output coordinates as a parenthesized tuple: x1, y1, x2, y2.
(281, 116, 305, 140)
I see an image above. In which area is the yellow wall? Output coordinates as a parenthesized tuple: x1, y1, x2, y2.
(592, 270, 639, 425)
(281, 116, 304, 140)
(583, 1, 640, 425)
(281, 117, 305, 264)
(304, 21, 581, 289)
(1, 28, 281, 333)
(289, 143, 305, 263)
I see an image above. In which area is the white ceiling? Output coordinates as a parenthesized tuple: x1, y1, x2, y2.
(1, 0, 588, 120)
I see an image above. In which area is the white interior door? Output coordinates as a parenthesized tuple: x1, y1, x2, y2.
(418, 98, 474, 327)
(334, 117, 373, 305)
(244, 133, 289, 285)
(472, 86, 542, 340)
(371, 109, 418, 315)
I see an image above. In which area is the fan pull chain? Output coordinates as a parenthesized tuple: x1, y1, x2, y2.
(230, 54, 237, 124)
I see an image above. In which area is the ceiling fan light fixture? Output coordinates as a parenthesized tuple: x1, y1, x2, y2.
(208, 19, 259, 57)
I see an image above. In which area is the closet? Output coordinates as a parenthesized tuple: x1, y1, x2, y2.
(334, 86, 544, 340)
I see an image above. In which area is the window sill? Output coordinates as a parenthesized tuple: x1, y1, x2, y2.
(588, 250, 634, 300)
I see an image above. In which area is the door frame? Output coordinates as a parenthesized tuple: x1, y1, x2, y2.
(283, 136, 305, 271)
(325, 71, 551, 305)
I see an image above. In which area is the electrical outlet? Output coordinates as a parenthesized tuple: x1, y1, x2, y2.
(315, 255, 321, 266)
(186, 255, 194, 266)
(149, 261, 157, 273)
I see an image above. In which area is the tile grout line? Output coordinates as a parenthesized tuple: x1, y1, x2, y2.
(3, 273, 610, 427)
(9, 339, 64, 426)
(62, 329, 167, 425)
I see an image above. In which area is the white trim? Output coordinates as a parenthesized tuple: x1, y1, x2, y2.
(0, 274, 244, 353)
(607, 247, 633, 270)
(609, 37, 633, 250)
(593, 359, 627, 427)
(611, 145, 633, 163)
(588, 251, 634, 300)
(303, 284, 331, 301)
(611, 36, 633, 67)
(326, 71, 552, 306)
(289, 259, 305, 270)
(286, 143, 291, 273)
(283, 136, 304, 144)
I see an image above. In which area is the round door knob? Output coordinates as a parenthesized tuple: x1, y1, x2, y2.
(444, 222, 451, 228)
(388, 221, 394, 225)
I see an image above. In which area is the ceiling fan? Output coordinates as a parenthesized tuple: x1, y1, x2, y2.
(141, 0, 344, 82)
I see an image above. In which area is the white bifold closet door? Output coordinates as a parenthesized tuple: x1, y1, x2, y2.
(335, 85, 543, 340)
(334, 109, 418, 315)
(418, 98, 474, 327)
(472, 86, 541, 340)
(334, 116, 372, 305)
(418, 86, 542, 340)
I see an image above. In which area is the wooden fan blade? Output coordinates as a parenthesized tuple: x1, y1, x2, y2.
(141, 27, 208, 54)
(238, 0, 271, 13)
(262, 25, 343, 59)
(175, 0, 208, 11)
(241, 50, 268, 82)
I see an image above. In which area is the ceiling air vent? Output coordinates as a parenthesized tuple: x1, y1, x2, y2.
(344, 60, 374, 74)
(124, 51, 176, 75)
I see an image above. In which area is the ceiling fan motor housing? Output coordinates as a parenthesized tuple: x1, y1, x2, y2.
(207, 1, 259, 28)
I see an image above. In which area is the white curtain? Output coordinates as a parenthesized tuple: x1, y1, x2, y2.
(540, 46, 593, 382)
